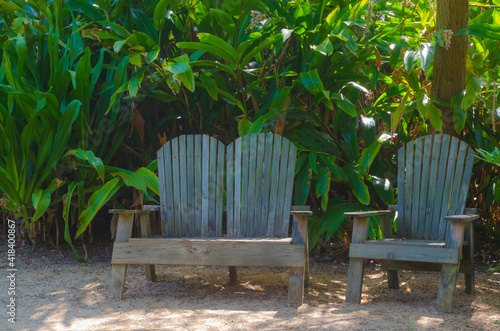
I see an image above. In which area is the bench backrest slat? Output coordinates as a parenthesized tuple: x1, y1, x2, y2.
(158, 135, 224, 237)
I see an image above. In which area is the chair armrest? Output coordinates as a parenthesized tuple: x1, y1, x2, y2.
(143, 205, 160, 212)
(344, 210, 394, 217)
(445, 214, 480, 223)
(109, 209, 153, 214)
(291, 206, 312, 216)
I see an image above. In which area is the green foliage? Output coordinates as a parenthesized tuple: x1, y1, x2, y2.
(0, 0, 499, 255)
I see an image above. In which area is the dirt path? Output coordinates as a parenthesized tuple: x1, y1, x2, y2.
(1, 246, 499, 330)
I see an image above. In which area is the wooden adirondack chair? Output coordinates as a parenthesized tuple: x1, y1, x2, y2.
(344, 134, 479, 313)
(110, 133, 311, 306)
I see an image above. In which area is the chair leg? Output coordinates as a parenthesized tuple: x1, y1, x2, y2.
(229, 266, 238, 285)
(346, 258, 365, 304)
(304, 247, 310, 288)
(437, 265, 459, 313)
(288, 268, 305, 307)
(110, 264, 127, 299)
(145, 265, 157, 282)
(463, 231, 475, 294)
(387, 270, 399, 289)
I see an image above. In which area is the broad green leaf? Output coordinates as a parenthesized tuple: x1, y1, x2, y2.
(391, 93, 409, 133)
(129, 70, 145, 97)
(344, 164, 370, 205)
(372, 176, 394, 205)
(313, 38, 333, 56)
(200, 75, 218, 100)
(333, 93, 357, 117)
(294, 163, 312, 206)
(240, 34, 282, 68)
(131, 8, 159, 44)
(419, 43, 434, 72)
(415, 90, 430, 117)
(315, 165, 331, 211)
(429, 102, 443, 131)
(462, 76, 484, 110)
(209, 9, 236, 37)
(404, 50, 419, 72)
(153, 0, 171, 30)
(451, 93, 466, 133)
(63, 182, 85, 262)
(238, 118, 252, 136)
(298, 69, 325, 95)
(177, 41, 235, 65)
(76, 178, 122, 237)
(359, 141, 381, 172)
(198, 33, 237, 62)
(66, 148, 105, 182)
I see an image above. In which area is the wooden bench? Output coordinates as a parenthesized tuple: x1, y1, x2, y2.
(110, 133, 311, 306)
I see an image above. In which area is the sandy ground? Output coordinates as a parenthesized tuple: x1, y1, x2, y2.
(1, 245, 499, 331)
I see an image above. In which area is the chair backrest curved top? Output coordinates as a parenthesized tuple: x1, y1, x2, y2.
(396, 134, 475, 240)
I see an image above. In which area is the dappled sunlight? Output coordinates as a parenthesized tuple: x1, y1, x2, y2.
(416, 316, 444, 327)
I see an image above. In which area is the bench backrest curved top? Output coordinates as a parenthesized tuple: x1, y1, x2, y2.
(396, 134, 475, 240)
(157, 133, 297, 238)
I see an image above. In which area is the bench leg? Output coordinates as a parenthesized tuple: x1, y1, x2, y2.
(229, 266, 238, 285)
(110, 264, 127, 299)
(437, 264, 459, 313)
(387, 270, 399, 289)
(140, 214, 157, 282)
(288, 267, 304, 307)
(346, 258, 365, 304)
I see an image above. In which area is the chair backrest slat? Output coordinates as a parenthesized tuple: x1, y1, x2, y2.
(227, 133, 297, 238)
(158, 135, 224, 237)
(396, 134, 474, 240)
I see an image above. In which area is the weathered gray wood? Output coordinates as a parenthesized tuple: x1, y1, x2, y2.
(397, 146, 405, 237)
(417, 136, 432, 238)
(445, 214, 480, 222)
(194, 135, 202, 236)
(112, 241, 305, 267)
(385, 260, 471, 273)
(129, 237, 293, 243)
(424, 134, 442, 238)
(431, 135, 450, 238)
(411, 137, 423, 237)
(227, 143, 234, 237)
(346, 216, 369, 304)
(143, 205, 160, 212)
(186, 135, 195, 236)
(444, 139, 467, 238)
(178, 135, 188, 236)
(201, 135, 210, 237)
(350, 243, 459, 263)
(234, 138, 242, 237)
(380, 214, 393, 238)
(216, 141, 224, 237)
(288, 268, 305, 307)
(292, 214, 309, 287)
(438, 136, 459, 239)
(254, 134, 265, 236)
(464, 222, 475, 294)
(404, 142, 414, 238)
(208, 137, 217, 236)
(364, 239, 446, 247)
(171, 138, 181, 237)
(282, 144, 297, 236)
(436, 220, 465, 312)
(229, 266, 238, 285)
(268, 136, 282, 236)
(262, 133, 273, 236)
(140, 213, 156, 281)
(241, 135, 249, 236)
(247, 133, 257, 236)
(110, 213, 134, 299)
(164, 142, 175, 237)
(454, 148, 475, 216)
(157, 146, 168, 236)
(276, 139, 290, 236)
(109, 209, 152, 214)
(344, 210, 393, 217)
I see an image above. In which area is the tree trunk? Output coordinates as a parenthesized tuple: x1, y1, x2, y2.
(430, 0, 468, 137)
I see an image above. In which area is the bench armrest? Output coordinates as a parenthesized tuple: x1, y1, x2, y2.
(109, 209, 153, 214)
(344, 210, 394, 217)
(445, 214, 480, 223)
(291, 206, 312, 216)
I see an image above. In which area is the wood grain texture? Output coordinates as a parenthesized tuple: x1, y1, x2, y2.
(397, 146, 405, 237)
(431, 135, 450, 238)
(424, 134, 442, 238)
(349, 244, 459, 264)
(346, 217, 369, 303)
(140, 213, 156, 281)
(112, 241, 305, 267)
(226, 142, 234, 237)
(288, 268, 305, 307)
(201, 135, 210, 237)
(110, 213, 134, 299)
(411, 137, 423, 237)
(247, 133, 257, 236)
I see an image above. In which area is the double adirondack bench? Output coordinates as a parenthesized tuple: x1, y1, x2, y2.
(110, 133, 311, 306)
(344, 134, 479, 312)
